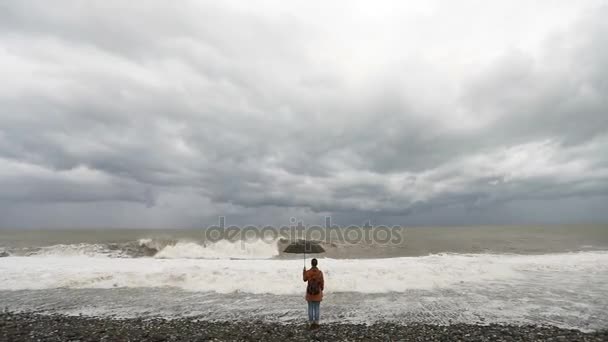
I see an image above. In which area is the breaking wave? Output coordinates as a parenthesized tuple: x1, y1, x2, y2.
(9, 238, 280, 260)
(1, 251, 607, 294)
(27, 243, 129, 258)
(154, 240, 279, 259)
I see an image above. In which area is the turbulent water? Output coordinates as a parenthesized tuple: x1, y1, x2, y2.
(1, 225, 607, 331)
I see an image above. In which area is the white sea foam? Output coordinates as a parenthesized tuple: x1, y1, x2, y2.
(19, 238, 280, 259)
(26, 243, 127, 258)
(1, 251, 607, 294)
(154, 239, 279, 259)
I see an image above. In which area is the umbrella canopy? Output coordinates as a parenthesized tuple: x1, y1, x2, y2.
(283, 240, 325, 254)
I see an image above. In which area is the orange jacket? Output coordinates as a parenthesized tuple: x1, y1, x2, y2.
(303, 267, 324, 302)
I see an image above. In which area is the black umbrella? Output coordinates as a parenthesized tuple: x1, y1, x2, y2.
(283, 239, 325, 266)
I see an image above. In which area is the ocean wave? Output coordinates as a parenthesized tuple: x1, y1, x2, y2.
(1, 251, 607, 294)
(10, 238, 281, 260)
(154, 239, 279, 259)
(27, 243, 129, 258)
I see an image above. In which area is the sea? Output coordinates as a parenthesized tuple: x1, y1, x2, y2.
(0, 225, 607, 332)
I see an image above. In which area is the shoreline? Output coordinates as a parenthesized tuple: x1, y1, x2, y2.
(1, 312, 607, 342)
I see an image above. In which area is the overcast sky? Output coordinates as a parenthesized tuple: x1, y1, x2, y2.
(1, 0, 607, 228)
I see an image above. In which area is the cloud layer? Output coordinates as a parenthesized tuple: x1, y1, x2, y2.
(1, 0, 607, 228)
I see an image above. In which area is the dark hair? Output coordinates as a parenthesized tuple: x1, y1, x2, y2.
(311, 258, 318, 267)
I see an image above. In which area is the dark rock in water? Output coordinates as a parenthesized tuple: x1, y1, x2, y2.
(0, 251, 9, 257)
(110, 241, 159, 258)
(283, 240, 325, 254)
(135, 245, 158, 257)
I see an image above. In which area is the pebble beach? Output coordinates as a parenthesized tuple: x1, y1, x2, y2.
(2, 312, 607, 342)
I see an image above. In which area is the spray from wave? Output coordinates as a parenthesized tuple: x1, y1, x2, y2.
(153, 240, 279, 259)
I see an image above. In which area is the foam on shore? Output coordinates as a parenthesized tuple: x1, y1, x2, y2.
(1, 251, 606, 294)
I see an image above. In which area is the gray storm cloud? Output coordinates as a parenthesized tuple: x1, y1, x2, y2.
(0, 0, 607, 228)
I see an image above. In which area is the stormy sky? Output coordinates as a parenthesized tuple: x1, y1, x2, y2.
(1, 0, 607, 228)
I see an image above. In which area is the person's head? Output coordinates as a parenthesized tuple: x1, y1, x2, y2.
(311, 258, 318, 267)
